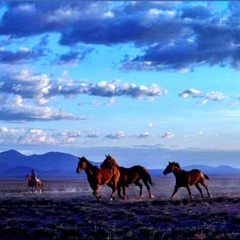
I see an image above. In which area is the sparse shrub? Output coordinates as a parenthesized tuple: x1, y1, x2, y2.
(57, 226, 82, 239)
(152, 200, 168, 206)
(182, 198, 190, 205)
(139, 226, 157, 239)
(135, 220, 144, 227)
(33, 227, 56, 239)
(209, 211, 228, 218)
(5, 226, 31, 239)
(28, 220, 39, 228)
(123, 210, 135, 219)
(88, 228, 111, 240)
(0, 208, 8, 216)
(233, 214, 240, 223)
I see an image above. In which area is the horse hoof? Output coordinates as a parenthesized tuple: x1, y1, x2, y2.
(120, 195, 127, 200)
(150, 195, 155, 199)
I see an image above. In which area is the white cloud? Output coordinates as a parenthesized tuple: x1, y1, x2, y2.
(148, 122, 153, 128)
(0, 69, 167, 109)
(0, 69, 51, 99)
(206, 91, 225, 101)
(105, 97, 115, 105)
(0, 127, 54, 145)
(105, 131, 125, 139)
(178, 88, 203, 98)
(137, 132, 151, 138)
(86, 132, 100, 138)
(0, 127, 84, 146)
(179, 89, 226, 105)
(0, 95, 83, 121)
(161, 132, 175, 139)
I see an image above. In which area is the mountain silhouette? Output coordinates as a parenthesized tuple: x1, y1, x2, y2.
(0, 150, 240, 178)
(0, 150, 98, 178)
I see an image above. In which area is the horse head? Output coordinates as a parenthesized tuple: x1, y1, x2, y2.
(101, 154, 117, 168)
(163, 162, 180, 175)
(25, 174, 31, 181)
(76, 156, 88, 173)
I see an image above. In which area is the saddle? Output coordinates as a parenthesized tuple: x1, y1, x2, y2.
(32, 178, 39, 185)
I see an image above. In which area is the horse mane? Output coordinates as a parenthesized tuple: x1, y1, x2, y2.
(80, 156, 97, 171)
(106, 155, 120, 168)
(171, 162, 181, 169)
(26, 174, 31, 180)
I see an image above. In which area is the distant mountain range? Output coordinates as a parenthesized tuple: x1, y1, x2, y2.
(0, 149, 240, 178)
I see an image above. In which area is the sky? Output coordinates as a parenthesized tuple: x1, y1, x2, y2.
(0, 1, 240, 168)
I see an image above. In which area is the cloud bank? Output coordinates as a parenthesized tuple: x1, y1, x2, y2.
(0, 2, 239, 71)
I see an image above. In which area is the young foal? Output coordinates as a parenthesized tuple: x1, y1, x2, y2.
(163, 162, 212, 199)
(100, 155, 154, 200)
(76, 156, 120, 202)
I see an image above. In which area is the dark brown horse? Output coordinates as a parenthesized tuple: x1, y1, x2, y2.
(163, 162, 212, 199)
(100, 155, 154, 200)
(76, 156, 120, 202)
(25, 175, 43, 193)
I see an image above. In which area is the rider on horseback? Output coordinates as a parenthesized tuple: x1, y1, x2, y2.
(31, 169, 37, 185)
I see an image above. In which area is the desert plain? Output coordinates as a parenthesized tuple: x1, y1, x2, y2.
(0, 176, 240, 239)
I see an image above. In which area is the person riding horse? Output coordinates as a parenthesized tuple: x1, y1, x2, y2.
(31, 169, 37, 185)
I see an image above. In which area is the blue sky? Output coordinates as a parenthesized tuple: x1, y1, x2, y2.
(0, 1, 240, 168)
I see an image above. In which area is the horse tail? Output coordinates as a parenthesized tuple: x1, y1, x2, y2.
(204, 174, 210, 180)
(146, 172, 153, 186)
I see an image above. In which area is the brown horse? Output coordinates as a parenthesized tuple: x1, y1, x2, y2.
(76, 156, 120, 202)
(25, 175, 44, 193)
(163, 162, 212, 199)
(100, 155, 154, 200)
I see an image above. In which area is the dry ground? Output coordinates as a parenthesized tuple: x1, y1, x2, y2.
(0, 176, 240, 239)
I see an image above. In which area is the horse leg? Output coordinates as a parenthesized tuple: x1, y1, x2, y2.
(134, 180, 143, 198)
(122, 186, 127, 200)
(117, 184, 122, 198)
(117, 183, 126, 199)
(109, 189, 116, 201)
(186, 185, 193, 199)
(93, 185, 101, 202)
(110, 178, 119, 201)
(201, 182, 212, 198)
(170, 185, 179, 199)
(39, 184, 42, 193)
(109, 180, 116, 201)
(142, 179, 155, 199)
(195, 183, 204, 198)
(200, 177, 212, 198)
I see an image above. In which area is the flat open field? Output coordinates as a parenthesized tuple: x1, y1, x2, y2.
(0, 176, 240, 239)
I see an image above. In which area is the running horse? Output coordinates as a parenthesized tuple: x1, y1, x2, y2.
(163, 162, 212, 199)
(25, 175, 44, 193)
(76, 156, 120, 202)
(100, 155, 154, 200)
